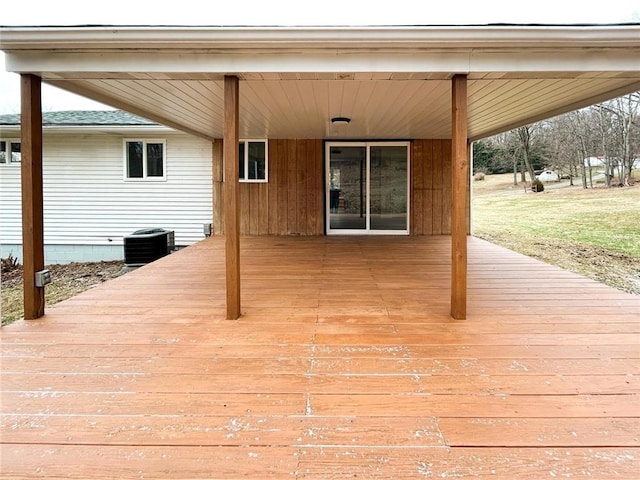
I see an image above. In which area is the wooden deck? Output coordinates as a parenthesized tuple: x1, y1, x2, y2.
(1, 236, 639, 479)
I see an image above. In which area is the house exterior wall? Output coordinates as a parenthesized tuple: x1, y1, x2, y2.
(238, 139, 324, 235)
(411, 139, 453, 235)
(218, 138, 458, 236)
(0, 131, 213, 264)
(1, 133, 465, 264)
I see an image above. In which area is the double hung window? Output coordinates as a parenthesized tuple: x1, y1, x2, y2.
(124, 140, 166, 180)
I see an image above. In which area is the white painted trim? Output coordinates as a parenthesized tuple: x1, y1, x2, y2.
(7, 50, 640, 76)
(0, 138, 21, 165)
(238, 139, 268, 183)
(122, 138, 167, 182)
(2, 25, 640, 50)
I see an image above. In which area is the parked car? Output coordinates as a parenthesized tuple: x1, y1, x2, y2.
(536, 170, 559, 182)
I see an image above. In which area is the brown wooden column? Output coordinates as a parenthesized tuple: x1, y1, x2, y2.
(451, 74, 468, 320)
(223, 76, 241, 319)
(20, 74, 45, 319)
(212, 139, 224, 235)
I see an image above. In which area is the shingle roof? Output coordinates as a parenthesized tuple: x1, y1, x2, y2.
(0, 110, 158, 126)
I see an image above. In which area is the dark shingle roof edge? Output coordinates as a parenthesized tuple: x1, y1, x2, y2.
(0, 110, 159, 126)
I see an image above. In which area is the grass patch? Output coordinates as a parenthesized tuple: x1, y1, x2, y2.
(473, 174, 640, 294)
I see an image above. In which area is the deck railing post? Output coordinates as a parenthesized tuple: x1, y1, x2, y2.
(451, 74, 468, 320)
(20, 74, 45, 320)
(223, 75, 241, 319)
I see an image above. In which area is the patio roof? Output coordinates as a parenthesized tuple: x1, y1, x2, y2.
(2, 236, 639, 478)
(1, 24, 640, 141)
(3, 24, 640, 320)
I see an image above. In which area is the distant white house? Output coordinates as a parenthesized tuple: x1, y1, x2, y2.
(583, 156, 606, 167)
(0, 111, 213, 264)
(583, 156, 640, 169)
(536, 170, 559, 182)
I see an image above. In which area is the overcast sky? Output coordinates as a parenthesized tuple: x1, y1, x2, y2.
(1, 0, 639, 114)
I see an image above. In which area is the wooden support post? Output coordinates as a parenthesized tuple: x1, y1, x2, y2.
(20, 74, 45, 320)
(451, 74, 468, 320)
(223, 76, 241, 319)
(212, 139, 224, 235)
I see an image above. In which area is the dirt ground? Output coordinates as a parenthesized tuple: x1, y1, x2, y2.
(474, 231, 640, 296)
(1, 260, 126, 325)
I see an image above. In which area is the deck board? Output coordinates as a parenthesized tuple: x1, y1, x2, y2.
(1, 236, 639, 479)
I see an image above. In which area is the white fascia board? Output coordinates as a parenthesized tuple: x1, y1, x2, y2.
(6, 49, 640, 76)
(1, 25, 640, 49)
(5, 51, 474, 75)
(469, 49, 640, 74)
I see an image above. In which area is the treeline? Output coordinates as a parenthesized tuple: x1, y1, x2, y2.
(473, 92, 640, 187)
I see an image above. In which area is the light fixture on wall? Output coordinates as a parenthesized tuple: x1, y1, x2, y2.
(331, 116, 351, 125)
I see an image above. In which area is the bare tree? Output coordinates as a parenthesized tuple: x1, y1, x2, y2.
(483, 90, 639, 189)
(566, 109, 597, 189)
(610, 93, 639, 186)
(516, 126, 537, 185)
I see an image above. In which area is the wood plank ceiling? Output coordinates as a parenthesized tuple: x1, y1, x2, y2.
(43, 73, 639, 141)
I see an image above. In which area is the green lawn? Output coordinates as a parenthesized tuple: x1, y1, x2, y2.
(472, 176, 640, 295)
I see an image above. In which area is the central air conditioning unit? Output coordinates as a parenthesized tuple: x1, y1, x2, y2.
(124, 228, 175, 266)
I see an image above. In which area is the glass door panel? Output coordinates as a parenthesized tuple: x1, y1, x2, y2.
(329, 146, 366, 231)
(370, 145, 408, 231)
(327, 142, 409, 234)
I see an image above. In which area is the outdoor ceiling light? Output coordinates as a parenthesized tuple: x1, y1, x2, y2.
(331, 116, 351, 125)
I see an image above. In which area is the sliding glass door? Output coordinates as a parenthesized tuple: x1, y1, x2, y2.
(326, 142, 409, 234)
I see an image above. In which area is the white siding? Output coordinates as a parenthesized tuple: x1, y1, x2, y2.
(0, 131, 213, 253)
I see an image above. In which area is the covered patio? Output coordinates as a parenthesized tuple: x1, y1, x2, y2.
(2, 25, 640, 321)
(2, 236, 639, 478)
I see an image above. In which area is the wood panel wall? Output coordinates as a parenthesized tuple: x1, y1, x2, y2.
(215, 138, 466, 237)
(237, 139, 324, 236)
(411, 139, 454, 235)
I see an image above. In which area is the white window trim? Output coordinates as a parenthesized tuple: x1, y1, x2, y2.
(123, 139, 167, 182)
(239, 139, 268, 183)
(0, 139, 21, 166)
(325, 140, 411, 236)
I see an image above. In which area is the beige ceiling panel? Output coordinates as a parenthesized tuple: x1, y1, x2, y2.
(469, 78, 639, 138)
(469, 79, 551, 124)
(46, 73, 640, 141)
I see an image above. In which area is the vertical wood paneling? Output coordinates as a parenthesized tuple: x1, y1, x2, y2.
(432, 140, 444, 235)
(237, 139, 323, 236)
(410, 139, 461, 236)
(258, 182, 268, 234)
(309, 140, 322, 234)
(240, 183, 251, 234)
(277, 140, 289, 235)
(423, 140, 434, 235)
(411, 140, 424, 235)
(235, 138, 461, 237)
(212, 140, 224, 235)
(287, 140, 297, 234)
(297, 140, 308, 232)
(267, 140, 279, 235)
(442, 139, 453, 234)
(248, 185, 257, 235)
